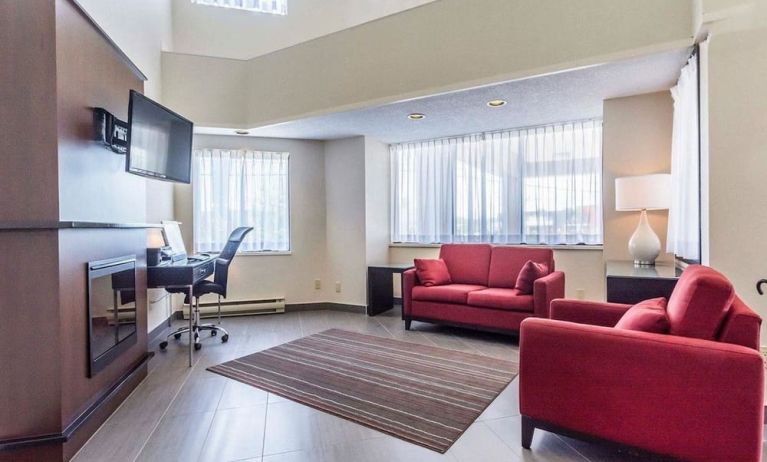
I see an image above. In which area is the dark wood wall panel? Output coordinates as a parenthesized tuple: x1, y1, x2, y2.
(0, 0, 60, 222)
(0, 231, 62, 440)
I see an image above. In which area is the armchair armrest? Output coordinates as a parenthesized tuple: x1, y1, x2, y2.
(533, 271, 564, 318)
(519, 318, 764, 462)
(550, 299, 631, 327)
(402, 268, 419, 316)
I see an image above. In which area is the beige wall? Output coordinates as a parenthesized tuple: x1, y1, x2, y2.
(175, 135, 329, 305)
(602, 91, 675, 264)
(705, 10, 767, 335)
(364, 138, 391, 267)
(161, 0, 693, 129)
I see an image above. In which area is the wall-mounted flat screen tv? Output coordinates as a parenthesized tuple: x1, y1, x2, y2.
(127, 90, 193, 183)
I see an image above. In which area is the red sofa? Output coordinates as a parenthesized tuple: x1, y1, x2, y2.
(520, 265, 764, 462)
(402, 244, 565, 334)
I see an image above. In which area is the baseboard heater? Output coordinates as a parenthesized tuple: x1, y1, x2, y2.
(182, 297, 285, 319)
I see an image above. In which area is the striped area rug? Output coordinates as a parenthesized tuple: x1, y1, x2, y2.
(208, 328, 518, 453)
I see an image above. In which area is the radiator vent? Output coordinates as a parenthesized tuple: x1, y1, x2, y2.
(182, 297, 285, 319)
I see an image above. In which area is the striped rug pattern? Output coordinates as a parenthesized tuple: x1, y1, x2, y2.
(208, 328, 518, 452)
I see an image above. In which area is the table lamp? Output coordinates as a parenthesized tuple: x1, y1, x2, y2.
(146, 228, 167, 267)
(615, 173, 672, 266)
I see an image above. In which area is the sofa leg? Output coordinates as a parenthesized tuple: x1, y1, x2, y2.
(521, 416, 535, 449)
(404, 319, 412, 330)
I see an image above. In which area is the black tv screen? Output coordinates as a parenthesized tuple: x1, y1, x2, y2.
(127, 90, 193, 183)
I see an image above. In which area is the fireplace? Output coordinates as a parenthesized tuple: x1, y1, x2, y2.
(87, 255, 138, 377)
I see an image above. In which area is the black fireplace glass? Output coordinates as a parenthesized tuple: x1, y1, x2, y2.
(87, 256, 137, 377)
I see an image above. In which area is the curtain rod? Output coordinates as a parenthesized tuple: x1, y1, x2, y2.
(390, 117, 603, 147)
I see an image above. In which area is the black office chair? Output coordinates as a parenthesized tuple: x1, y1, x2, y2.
(160, 227, 253, 351)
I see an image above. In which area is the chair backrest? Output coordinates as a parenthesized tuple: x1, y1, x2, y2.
(488, 246, 554, 288)
(717, 295, 762, 350)
(666, 265, 735, 341)
(213, 227, 254, 297)
(438, 244, 492, 285)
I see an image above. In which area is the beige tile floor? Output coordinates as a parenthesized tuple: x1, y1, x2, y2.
(72, 307, 766, 462)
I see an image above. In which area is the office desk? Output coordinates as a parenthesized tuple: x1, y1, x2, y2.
(148, 256, 215, 365)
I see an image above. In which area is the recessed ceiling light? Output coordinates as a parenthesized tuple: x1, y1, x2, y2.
(235, 130, 250, 135)
(408, 113, 426, 120)
(487, 99, 507, 107)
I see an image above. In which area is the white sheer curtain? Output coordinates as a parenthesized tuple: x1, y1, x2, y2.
(667, 55, 700, 261)
(193, 149, 290, 252)
(391, 120, 602, 245)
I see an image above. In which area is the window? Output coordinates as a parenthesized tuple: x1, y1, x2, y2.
(193, 148, 290, 253)
(190, 0, 288, 15)
(391, 120, 603, 245)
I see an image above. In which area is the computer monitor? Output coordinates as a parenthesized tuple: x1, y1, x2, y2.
(161, 221, 187, 262)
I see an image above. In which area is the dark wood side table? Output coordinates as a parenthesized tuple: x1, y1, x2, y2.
(606, 261, 682, 304)
(367, 264, 414, 316)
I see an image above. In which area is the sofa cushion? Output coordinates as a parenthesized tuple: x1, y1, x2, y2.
(414, 258, 451, 287)
(615, 297, 670, 333)
(467, 288, 535, 312)
(439, 244, 492, 285)
(667, 265, 735, 340)
(515, 260, 550, 295)
(488, 246, 554, 288)
(412, 284, 487, 305)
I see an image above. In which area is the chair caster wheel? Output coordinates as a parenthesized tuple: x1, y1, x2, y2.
(211, 330, 217, 337)
(159, 341, 168, 350)
(174, 333, 182, 340)
(221, 334, 229, 343)
(194, 343, 202, 351)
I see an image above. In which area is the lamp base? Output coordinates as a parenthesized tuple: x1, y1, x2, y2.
(628, 209, 661, 266)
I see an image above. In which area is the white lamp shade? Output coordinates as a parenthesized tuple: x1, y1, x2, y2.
(146, 228, 167, 248)
(615, 174, 672, 211)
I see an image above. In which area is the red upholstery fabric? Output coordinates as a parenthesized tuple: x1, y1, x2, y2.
(614, 298, 669, 334)
(488, 246, 554, 288)
(515, 260, 549, 295)
(438, 244, 492, 285)
(402, 268, 418, 317)
(411, 300, 532, 332)
(414, 258, 451, 287)
(718, 296, 762, 350)
(533, 271, 565, 319)
(467, 288, 534, 312)
(550, 299, 631, 327)
(411, 284, 486, 305)
(520, 318, 764, 462)
(667, 265, 734, 340)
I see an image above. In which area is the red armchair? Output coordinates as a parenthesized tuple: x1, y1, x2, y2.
(519, 265, 764, 462)
(403, 244, 565, 334)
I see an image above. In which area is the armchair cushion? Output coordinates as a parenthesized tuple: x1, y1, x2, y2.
(467, 288, 534, 312)
(667, 265, 734, 340)
(412, 284, 486, 305)
(515, 260, 549, 295)
(414, 258, 451, 287)
(550, 299, 631, 327)
(439, 244, 492, 285)
(614, 297, 669, 333)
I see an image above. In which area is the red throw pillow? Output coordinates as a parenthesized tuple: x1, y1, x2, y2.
(414, 259, 452, 287)
(615, 297, 670, 333)
(514, 260, 549, 295)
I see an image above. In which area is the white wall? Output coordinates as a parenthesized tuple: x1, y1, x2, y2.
(176, 135, 328, 305)
(602, 91, 675, 264)
(324, 137, 368, 306)
(170, 0, 436, 60)
(76, 0, 177, 332)
(364, 138, 391, 267)
(161, 0, 693, 129)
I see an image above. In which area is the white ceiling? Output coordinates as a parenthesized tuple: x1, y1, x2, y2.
(196, 48, 691, 143)
(171, 0, 438, 60)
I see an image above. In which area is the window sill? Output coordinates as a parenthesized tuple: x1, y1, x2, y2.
(389, 243, 603, 251)
(238, 251, 292, 256)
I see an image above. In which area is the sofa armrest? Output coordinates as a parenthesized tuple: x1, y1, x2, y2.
(533, 271, 564, 318)
(549, 299, 632, 327)
(519, 318, 764, 461)
(402, 268, 419, 316)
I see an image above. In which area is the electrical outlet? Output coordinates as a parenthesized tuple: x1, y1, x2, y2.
(314, 279, 321, 290)
(575, 289, 585, 300)
(760, 346, 767, 368)
(335, 281, 342, 293)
